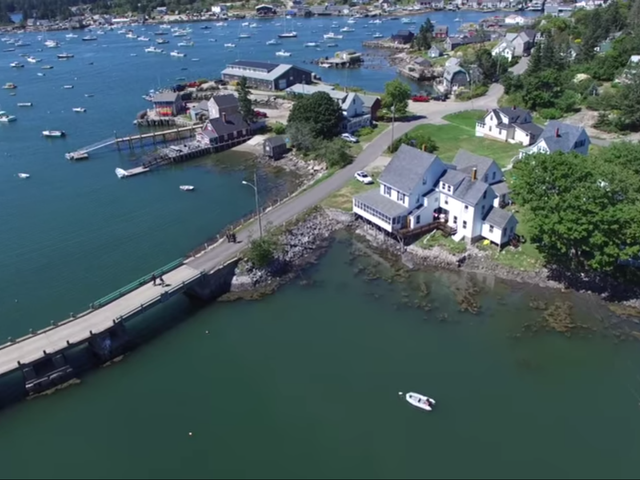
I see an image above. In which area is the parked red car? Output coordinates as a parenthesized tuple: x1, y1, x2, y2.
(255, 110, 269, 118)
(411, 95, 430, 102)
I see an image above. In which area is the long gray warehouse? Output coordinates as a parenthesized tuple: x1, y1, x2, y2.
(221, 60, 313, 91)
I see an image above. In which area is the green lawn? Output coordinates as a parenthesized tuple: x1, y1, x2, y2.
(418, 230, 467, 255)
(322, 174, 379, 211)
(405, 110, 523, 167)
(476, 206, 544, 271)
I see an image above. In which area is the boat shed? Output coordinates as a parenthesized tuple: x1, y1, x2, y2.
(221, 61, 313, 91)
(263, 135, 287, 160)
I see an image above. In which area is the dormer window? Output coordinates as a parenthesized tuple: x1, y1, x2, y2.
(384, 185, 391, 196)
(492, 171, 496, 180)
(447, 185, 452, 193)
(397, 192, 405, 203)
(441, 182, 446, 190)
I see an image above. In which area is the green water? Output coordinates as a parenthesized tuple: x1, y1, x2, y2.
(0, 238, 638, 479)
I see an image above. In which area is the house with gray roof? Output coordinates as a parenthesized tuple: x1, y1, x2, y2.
(196, 113, 251, 151)
(152, 91, 183, 116)
(352, 145, 517, 246)
(518, 121, 590, 158)
(476, 106, 543, 146)
(442, 64, 469, 93)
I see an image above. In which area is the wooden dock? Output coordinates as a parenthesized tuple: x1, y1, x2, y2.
(66, 125, 202, 160)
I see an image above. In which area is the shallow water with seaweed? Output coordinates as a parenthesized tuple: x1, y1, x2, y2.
(0, 237, 638, 479)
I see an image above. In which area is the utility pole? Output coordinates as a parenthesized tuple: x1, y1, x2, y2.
(391, 104, 396, 147)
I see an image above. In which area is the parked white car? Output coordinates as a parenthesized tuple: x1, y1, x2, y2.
(341, 133, 359, 143)
(354, 171, 373, 184)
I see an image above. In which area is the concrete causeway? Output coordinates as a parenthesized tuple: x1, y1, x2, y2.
(0, 265, 202, 377)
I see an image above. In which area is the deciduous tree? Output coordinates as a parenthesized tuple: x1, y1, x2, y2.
(287, 91, 343, 140)
(381, 79, 411, 116)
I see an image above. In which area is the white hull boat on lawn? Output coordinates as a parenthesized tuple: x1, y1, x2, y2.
(405, 392, 436, 412)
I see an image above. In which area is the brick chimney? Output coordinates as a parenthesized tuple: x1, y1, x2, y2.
(472, 167, 477, 181)
(555, 127, 560, 137)
(222, 112, 227, 123)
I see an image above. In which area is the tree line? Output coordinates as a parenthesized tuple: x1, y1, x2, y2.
(0, 0, 227, 23)
(501, 0, 640, 131)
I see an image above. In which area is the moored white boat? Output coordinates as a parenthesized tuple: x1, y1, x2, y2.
(266, 39, 281, 45)
(323, 32, 343, 40)
(44, 39, 59, 48)
(145, 46, 164, 53)
(0, 111, 17, 122)
(17, 173, 30, 178)
(42, 130, 65, 137)
(57, 52, 74, 59)
(9, 62, 23, 68)
(405, 392, 436, 411)
(180, 185, 195, 191)
(72, 107, 86, 112)
(304, 42, 318, 47)
(63, 85, 74, 89)
(170, 50, 186, 57)
(115, 167, 128, 179)
(26, 56, 41, 63)
(17, 102, 32, 107)
(275, 49, 291, 56)
(2, 82, 17, 89)
(224, 43, 236, 48)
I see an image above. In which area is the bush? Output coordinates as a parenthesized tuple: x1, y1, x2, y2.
(245, 236, 280, 268)
(320, 139, 353, 169)
(388, 132, 438, 154)
(539, 108, 562, 120)
(273, 122, 286, 135)
(355, 126, 374, 138)
(455, 84, 489, 101)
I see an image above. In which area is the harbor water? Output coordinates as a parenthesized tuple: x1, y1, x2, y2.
(4, 11, 638, 479)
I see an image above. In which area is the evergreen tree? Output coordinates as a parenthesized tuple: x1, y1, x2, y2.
(412, 17, 434, 51)
(237, 76, 256, 125)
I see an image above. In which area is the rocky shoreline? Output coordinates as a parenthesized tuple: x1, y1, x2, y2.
(220, 206, 640, 314)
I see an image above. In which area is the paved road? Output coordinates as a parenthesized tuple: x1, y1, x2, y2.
(187, 83, 507, 273)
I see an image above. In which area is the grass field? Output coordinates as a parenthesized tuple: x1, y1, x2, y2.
(403, 110, 523, 167)
(322, 174, 379, 211)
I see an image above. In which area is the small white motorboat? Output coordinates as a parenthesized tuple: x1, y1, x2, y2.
(17, 102, 32, 107)
(266, 39, 281, 45)
(304, 42, 318, 47)
(85, 93, 94, 97)
(66, 151, 89, 160)
(238, 33, 251, 39)
(276, 49, 291, 57)
(42, 130, 66, 137)
(145, 46, 164, 53)
(115, 168, 128, 179)
(37, 72, 45, 76)
(405, 392, 436, 412)
(373, 32, 384, 38)
(224, 43, 236, 48)
(10, 61, 24, 68)
(63, 85, 74, 89)
(180, 185, 195, 191)
(323, 32, 343, 40)
(72, 107, 86, 113)
(170, 50, 186, 57)
(17, 173, 30, 179)
(41, 65, 53, 69)
(0, 111, 17, 122)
